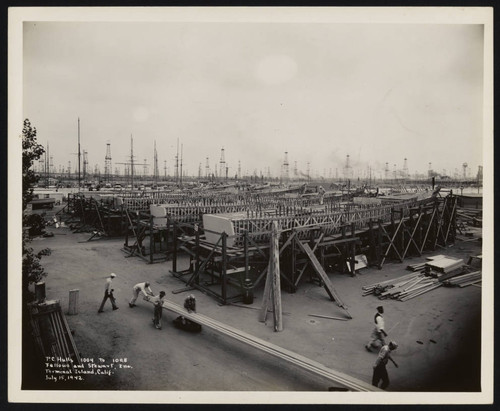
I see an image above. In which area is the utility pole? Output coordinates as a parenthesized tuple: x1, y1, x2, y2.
(344, 154, 351, 181)
(131, 135, 134, 188)
(282, 151, 289, 184)
(180, 143, 183, 186)
(116, 135, 147, 190)
(105, 142, 112, 183)
(219, 147, 225, 182)
(154, 141, 159, 185)
(83, 150, 88, 183)
(175, 138, 179, 184)
(46, 142, 49, 187)
(78, 118, 81, 189)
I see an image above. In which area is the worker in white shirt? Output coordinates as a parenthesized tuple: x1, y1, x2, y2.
(365, 306, 388, 352)
(98, 273, 119, 313)
(129, 281, 154, 307)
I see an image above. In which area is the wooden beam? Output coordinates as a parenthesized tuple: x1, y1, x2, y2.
(154, 298, 380, 392)
(297, 242, 351, 318)
(259, 263, 272, 323)
(308, 314, 349, 321)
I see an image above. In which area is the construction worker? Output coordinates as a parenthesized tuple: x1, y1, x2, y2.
(173, 295, 202, 333)
(150, 291, 166, 330)
(372, 341, 399, 389)
(365, 306, 388, 352)
(98, 273, 118, 313)
(184, 294, 196, 313)
(129, 281, 154, 307)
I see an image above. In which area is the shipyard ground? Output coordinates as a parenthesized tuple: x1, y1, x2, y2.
(23, 220, 483, 395)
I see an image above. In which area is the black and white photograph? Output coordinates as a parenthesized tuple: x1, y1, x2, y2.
(8, 6, 493, 404)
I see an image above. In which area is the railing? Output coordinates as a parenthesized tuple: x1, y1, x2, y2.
(223, 198, 434, 247)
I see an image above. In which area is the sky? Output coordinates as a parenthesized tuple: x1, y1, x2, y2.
(20, 11, 486, 180)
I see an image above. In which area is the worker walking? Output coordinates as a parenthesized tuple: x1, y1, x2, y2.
(366, 306, 388, 352)
(150, 291, 166, 330)
(372, 341, 399, 389)
(98, 273, 119, 313)
(129, 281, 154, 307)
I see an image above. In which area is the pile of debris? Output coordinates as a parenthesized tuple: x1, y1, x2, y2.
(362, 254, 482, 301)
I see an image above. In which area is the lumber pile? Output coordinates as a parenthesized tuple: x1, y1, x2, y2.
(362, 271, 442, 301)
(441, 270, 482, 287)
(456, 208, 482, 227)
(425, 256, 464, 273)
(362, 254, 480, 301)
(28, 300, 81, 366)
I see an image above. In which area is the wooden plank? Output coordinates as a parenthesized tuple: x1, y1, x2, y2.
(298, 242, 349, 314)
(154, 298, 380, 392)
(259, 263, 272, 323)
(308, 314, 349, 321)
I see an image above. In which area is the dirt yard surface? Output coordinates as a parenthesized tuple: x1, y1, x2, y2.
(23, 213, 483, 396)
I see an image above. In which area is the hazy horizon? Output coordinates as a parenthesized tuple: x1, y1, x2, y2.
(21, 16, 485, 181)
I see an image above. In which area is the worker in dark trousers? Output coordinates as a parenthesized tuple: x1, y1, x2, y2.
(129, 281, 154, 307)
(366, 306, 387, 352)
(151, 291, 166, 330)
(372, 341, 398, 389)
(98, 273, 118, 313)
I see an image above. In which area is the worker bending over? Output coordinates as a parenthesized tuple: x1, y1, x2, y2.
(129, 281, 154, 307)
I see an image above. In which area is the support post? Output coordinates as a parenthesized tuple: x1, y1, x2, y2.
(35, 282, 46, 303)
(291, 231, 297, 291)
(150, 214, 154, 264)
(172, 222, 178, 272)
(68, 289, 79, 315)
(271, 221, 283, 332)
(195, 224, 200, 285)
(221, 232, 227, 304)
(349, 223, 356, 275)
(244, 230, 249, 282)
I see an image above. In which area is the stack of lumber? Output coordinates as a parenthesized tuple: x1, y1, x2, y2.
(425, 255, 464, 273)
(457, 208, 482, 227)
(28, 300, 81, 366)
(406, 255, 462, 272)
(362, 272, 441, 301)
(442, 270, 482, 287)
(406, 261, 428, 271)
(362, 260, 478, 301)
(362, 271, 426, 297)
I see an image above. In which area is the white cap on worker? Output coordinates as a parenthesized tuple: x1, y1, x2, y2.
(110, 273, 116, 278)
